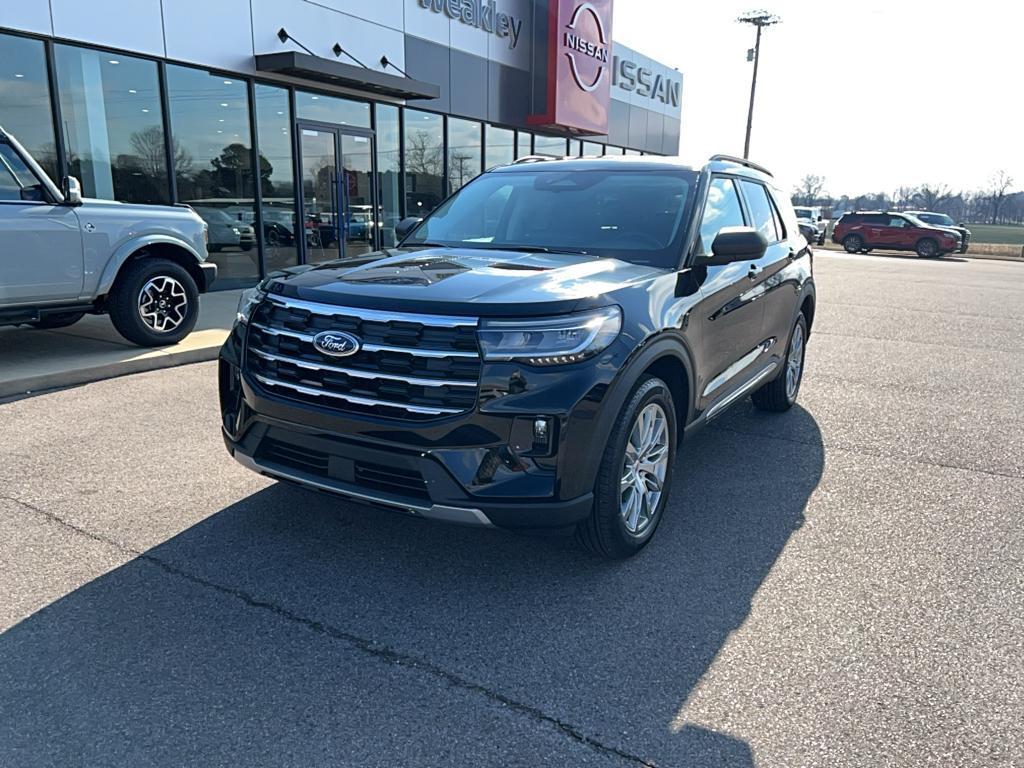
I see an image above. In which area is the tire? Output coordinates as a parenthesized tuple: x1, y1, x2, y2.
(576, 376, 677, 559)
(107, 258, 199, 347)
(817, 235, 826, 246)
(916, 238, 939, 258)
(843, 234, 864, 253)
(752, 313, 808, 413)
(241, 243, 254, 252)
(29, 311, 85, 329)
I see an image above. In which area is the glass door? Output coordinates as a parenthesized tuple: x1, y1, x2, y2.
(297, 124, 377, 264)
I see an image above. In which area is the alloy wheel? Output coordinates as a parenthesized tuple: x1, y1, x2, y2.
(786, 322, 805, 400)
(138, 276, 188, 333)
(620, 402, 670, 536)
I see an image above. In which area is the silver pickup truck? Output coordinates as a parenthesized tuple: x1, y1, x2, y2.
(0, 126, 216, 346)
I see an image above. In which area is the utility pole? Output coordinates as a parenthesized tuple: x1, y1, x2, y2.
(738, 11, 781, 159)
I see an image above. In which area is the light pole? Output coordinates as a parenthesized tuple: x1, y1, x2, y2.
(737, 10, 781, 159)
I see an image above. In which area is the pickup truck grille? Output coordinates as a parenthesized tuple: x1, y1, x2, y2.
(245, 295, 481, 420)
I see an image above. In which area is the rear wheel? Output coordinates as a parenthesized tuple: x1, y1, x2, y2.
(576, 376, 677, 559)
(107, 258, 199, 347)
(753, 313, 808, 412)
(843, 234, 864, 253)
(29, 311, 85, 330)
(916, 238, 939, 258)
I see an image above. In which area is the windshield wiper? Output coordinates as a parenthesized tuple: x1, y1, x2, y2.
(407, 241, 450, 249)
(473, 244, 591, 255)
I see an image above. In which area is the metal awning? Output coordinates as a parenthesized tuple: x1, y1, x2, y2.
(255, 51, 440, 100)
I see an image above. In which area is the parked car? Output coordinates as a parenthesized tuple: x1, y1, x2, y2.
(905, 210, 971, 253)
(832, 211, 960, 258)
(0, 126, 215, 346)
(220, 153, 816, 559)
(194, 206, 255, 252)
(796, 220, 820, 246)
(793, 206, 826, 245)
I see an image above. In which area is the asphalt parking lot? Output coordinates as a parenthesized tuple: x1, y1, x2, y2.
(1, 252, 1022, 767)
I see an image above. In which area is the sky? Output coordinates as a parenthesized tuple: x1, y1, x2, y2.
(613, 0, 1024, 199)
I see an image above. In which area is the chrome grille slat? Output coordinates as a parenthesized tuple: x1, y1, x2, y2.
(264, 295, 478, 328)
(249, 348, 476, 388)
(249, 323, 479, 359)
(252, 374, 462, 416)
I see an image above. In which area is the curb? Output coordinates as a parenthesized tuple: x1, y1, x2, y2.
(815, 244, 1023, 263)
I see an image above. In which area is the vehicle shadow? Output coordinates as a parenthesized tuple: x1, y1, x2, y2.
(835, 249, 969, 263)
(0, 404, 824, 766)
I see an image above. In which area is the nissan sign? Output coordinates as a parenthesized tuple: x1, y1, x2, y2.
(613, 56, 681, 106)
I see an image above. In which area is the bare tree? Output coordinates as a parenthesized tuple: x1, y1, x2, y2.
(404, 130, 443, 177)
(794, 174, 826, 205)
(988, 170, 1014, 224)
(130, 126, 193, 178)
(892, 185, 918, 211)
(915, 183, 951, 212)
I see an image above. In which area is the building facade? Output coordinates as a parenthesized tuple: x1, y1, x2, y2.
(0, 0, 683, 288)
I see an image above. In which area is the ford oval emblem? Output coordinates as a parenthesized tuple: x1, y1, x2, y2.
(312, 331, 361, 357)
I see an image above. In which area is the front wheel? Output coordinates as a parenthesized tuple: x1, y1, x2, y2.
(843, 234, 864, 253)
(753, 313, 808, 412)
(107, 258, 199, 347)
(916, 238, 939, 258)
(576, 376, 677, 559)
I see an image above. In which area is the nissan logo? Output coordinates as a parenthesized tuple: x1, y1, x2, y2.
(312, 331, 361, 357)
(563, 2, 609, 93)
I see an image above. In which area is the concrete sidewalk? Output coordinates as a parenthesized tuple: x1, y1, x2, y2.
(0, 289, 242, 400)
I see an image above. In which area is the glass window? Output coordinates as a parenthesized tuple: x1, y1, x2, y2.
(886, 215, 909, 228)
(405, 169, 696, 268)
(55, 45, 168, 203)
(698, 177, 745, 256)
(0, 33, 59, 182)
(738, 179, 779, 242)
(166, 65, 257, 287)
(0, 143, 47, 201)
(254, 84, 298, 272)
(295, 91, 370, 128)
(403, 109, 444, 217)
(534, 134, 567, 157)
(376, 104, 401, 246)
(447, 117, 481, 194)
(515, 131, 533, 158)
(485, 125, 514, 169)
(582, 141, 603, 157)
(625, 148, 642, 156)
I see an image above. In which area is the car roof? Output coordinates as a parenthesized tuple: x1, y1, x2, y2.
(487, 153, 777, 184)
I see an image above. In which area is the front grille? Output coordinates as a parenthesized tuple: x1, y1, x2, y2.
(257, 438, 429, 500)
(245, 295, 481, 420)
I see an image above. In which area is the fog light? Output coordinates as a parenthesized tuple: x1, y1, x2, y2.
(534, 418, 549, 440)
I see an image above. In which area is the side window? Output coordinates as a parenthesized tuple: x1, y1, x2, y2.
(767, 188, 789, 240)
(887, 216, 908, 228)
(698, 177, 745, 256)
(738, 180, 779, 243)
(863, 214, 887, 226)
(0, 143, 43, 202)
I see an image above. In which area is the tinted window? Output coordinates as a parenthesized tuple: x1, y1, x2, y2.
(404, 109, 444, 216)
(376, 104, 401, 247)
(55, 45, 169, 203)
(515, 131, 533, 158)
(739, 180, 779, 242)
(295, 91, 370, 128)
(0, 33, 59, 182)
(406, 169, 696, 268)
(447, 117, 481, 194)
(698, 177, 746, 255)
(254, 84, 298, 272)
(0, 143, 43, 200)
(534, 134, 567, 157)
(485, 125, 515, 169)
(886, 216, 909, 228)
(862, 214, 887, 225)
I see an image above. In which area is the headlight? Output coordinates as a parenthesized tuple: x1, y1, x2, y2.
(477, 306, 622, 365)
(236, 287, 265, 324)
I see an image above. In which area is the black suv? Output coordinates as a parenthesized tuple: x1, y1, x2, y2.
(219, 154, 816, 558)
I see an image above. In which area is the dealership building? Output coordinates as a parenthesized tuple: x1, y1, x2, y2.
(0, 0, 683, 287)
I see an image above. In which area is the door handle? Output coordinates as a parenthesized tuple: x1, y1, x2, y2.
(747, 263, 763, 279)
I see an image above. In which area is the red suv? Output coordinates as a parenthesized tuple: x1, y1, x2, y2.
(832, 212, 961, 258)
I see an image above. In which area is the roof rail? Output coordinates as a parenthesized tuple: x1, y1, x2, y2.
(512, 155, 561, 164)
(708, 154, 774, 177)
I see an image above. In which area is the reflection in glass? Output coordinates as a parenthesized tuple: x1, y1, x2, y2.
(485, 125, 514, 169)
(447, 117, 481, 194)
(404, 109, 443, 217)
(375, 104, 401, 247)
(299, 128, 341, 264)
(341, 133, 375, 258)
(534, 134, 567, 157)
(582, 141, 604, 157)
(515, 131, 533, 158)
(254, 84, 298, 272)
(166, 65, 257, 286)
(625, 148, 642, 156)
(0, 33, 59, 182)
(55, 45, 169, 203)
(295, 91, 370, 128)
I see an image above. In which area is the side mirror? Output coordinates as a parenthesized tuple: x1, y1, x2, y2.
(62, 176, 83, 206)
(395, 216, 423, 241)
(705, 227, 768, 266)
(817, 215, 823, 222)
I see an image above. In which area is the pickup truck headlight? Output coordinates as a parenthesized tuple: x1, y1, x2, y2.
(236, 287, 265, 324)
(478, 306, 622, 365)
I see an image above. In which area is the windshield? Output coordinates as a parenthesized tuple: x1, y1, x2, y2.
(403, 168, 697, 268)
(793, 207, 813, 219)
(917, 213, 955, 226)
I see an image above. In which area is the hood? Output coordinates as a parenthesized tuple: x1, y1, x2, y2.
(82, 197, 199, 219)
(267, 247, 665, 316)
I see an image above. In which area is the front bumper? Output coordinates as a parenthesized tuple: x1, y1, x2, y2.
(198, 262, 218, 292)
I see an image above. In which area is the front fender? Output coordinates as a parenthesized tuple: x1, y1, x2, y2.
(96, 234, 205, 296)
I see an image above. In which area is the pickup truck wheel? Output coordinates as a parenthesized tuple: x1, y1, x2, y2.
(753, 313, 808, 412)
(29, 311, 86, 329)
(916, 238, 939, 258)
(108, 259, 199, 347)
(576, 376, 677, 559)
(843, 234, 863, 253)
